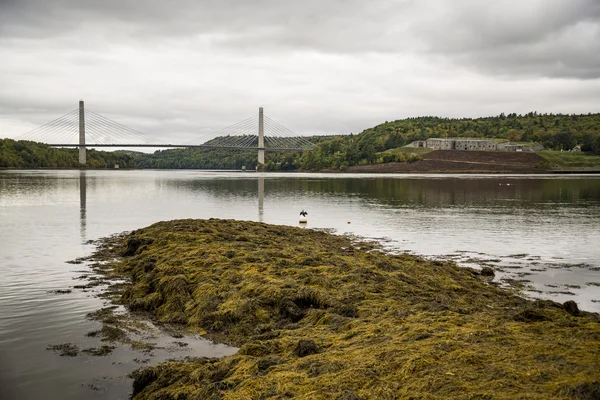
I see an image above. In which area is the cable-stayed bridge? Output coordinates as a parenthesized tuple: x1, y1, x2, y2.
(17, 101, 316, 165)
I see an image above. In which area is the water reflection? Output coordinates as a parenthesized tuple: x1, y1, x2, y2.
(79, 171, 86, 240)
(258, 174, 264, 222)
(159, 175, 600, 210)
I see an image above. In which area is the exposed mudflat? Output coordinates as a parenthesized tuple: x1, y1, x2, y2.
(347, 150, 547, 173)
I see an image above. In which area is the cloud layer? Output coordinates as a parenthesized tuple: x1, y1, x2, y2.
(1, 0, 599, 141)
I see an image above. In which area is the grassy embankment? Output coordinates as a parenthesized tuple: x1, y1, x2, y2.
(539, 151, 600, 171)
(382, 147, 434, 156)
(91, 219, 600, 399)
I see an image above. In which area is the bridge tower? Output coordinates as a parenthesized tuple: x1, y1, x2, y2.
(78, 100, 86, 164)
(258, 107, 265, 165)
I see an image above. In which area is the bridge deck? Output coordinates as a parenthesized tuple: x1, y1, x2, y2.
(48, 144, 309, 151)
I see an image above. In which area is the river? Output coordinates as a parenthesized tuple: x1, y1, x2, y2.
(1, 170, 599, 399)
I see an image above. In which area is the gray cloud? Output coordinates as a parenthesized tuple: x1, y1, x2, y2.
(414, 0, 600, 79)
(0, 0, 598, 142)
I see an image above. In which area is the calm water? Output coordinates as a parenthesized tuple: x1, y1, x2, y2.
(1, 170, 599, 399)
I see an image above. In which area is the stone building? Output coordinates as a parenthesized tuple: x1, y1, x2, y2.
(426, 138, 504, 151)
(498, 143, 545, 152)
(405, 138, 543, 152)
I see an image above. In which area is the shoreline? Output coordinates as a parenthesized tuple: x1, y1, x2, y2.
(87, 219, 600, 399)
(3, 167, 600, 174)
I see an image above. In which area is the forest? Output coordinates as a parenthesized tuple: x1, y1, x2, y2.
(135, 112, 600, 171)
(297, 112, 600, 170)
(0, 139, 136, 169)
(2, 112, 600, 170)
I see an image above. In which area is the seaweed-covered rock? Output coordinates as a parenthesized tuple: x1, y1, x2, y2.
(564, 300, 581, 317)
(131, 368, 159, 396)
(256, 357, 282, 372)
(87, 219, 600, 400)
(337, 391, 361, 400)
(480, 266, 495, 277)
(561, 381, 600, 400)
(334, 304, 358, 318)
(294, 339, 319, 357)
(238, 341, 279, 357)
(278, 298, 304, 322)
(122, 236, 153, 257)
(514, 309, 551, 322)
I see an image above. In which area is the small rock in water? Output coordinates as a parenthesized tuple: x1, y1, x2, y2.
(82, 345, 116, 356)
(47, 343, 80, 357)
(48, 289, 72, 295)
(480, 267, 495, 277)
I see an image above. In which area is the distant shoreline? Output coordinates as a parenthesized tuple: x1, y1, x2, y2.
(2, 167, 600, 174)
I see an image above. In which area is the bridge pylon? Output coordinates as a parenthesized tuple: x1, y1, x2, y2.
(258, 107, 264, 165)
(78, 100, 86, 164)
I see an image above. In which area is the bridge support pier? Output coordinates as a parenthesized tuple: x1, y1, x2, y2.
(258, 107, 264, 166)
(79, 100, 86, 164)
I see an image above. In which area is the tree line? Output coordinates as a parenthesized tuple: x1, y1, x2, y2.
(3, 112, 599, 170)
(0, 139, 135, 168)
(296, 112, 600, 170)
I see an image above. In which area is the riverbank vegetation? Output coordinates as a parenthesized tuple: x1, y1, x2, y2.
(539, 150, 600, 170)
(4, 112, 600, 170)
(90, 219, 600, 399)
(130, 112, 600, 171)
(131, 148, 302, 171)
(0, 139, 135, 168)
(297, 113, 600, 171)
(130, 135, 341, 171)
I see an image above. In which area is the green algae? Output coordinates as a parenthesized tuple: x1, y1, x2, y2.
(90, 219, 600, 399)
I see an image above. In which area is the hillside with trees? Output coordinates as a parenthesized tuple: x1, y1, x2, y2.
(298, 112, 600, 170)
(3, 113, 599, 171)
(131, 135, 338, 170)
(0, 139, 136, 168)
(134, 112, 600, 171)
(132, 148, 301, 170)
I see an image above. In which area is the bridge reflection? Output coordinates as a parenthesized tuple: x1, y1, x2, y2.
(79, 171, 86, 240)
(258, 174, 264, 222)
(77, 172, 268, 237)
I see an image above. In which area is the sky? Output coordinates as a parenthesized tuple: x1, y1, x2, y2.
(0, 0, 599, 143)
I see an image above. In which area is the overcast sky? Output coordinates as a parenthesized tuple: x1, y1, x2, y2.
(1, 0, 599, 142)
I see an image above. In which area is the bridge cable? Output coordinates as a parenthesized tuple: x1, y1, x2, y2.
(17, 109, 79, 140)
(20, 111, 79, 143)
(189, 116, 257, 146)
(187, 117, 255, 146)
(86, 110, 163, 144)
(84, 113, 126, 144)
(85, 112, 141, 144)
(85, 111, 159, 145)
